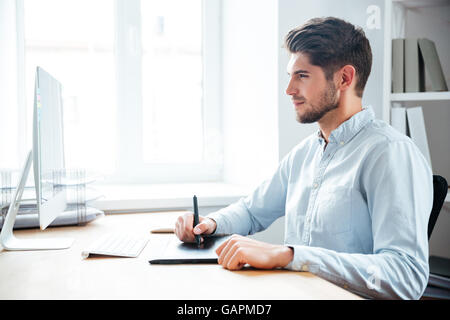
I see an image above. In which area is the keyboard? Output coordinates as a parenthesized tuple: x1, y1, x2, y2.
(81, 233, 149, 259)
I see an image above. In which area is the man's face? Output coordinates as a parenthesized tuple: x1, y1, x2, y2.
(286, 52, 339, 123)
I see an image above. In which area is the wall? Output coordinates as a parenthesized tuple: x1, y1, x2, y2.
(0, 0, 20, 169)
(221, 0, 280, 189)
(405, 4, 450, 259)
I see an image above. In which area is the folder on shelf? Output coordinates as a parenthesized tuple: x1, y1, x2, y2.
(406, 106, 432, 168)
(391, 104, 407, 135)
(404, 38, 425, 93)
(392, 39, 405, 93)
(418, 38, 448, 92)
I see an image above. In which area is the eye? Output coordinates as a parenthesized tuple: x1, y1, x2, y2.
(298, 73, 309, 79)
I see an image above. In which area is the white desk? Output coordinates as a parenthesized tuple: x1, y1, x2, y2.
(0, 211, 362, 300)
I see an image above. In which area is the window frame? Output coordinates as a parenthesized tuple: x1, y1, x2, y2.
(111, 0, 223, 184)
(15, 0, 223, 183)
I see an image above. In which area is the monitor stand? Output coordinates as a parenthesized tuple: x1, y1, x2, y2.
(0, 151, 73, 250)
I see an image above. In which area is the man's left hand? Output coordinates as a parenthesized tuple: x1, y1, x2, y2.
(215, 235, 294, 270)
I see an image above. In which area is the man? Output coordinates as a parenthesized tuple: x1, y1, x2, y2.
(175, 17, 432, 299)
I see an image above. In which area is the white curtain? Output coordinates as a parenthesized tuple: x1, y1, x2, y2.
(0, 0, 26, 170)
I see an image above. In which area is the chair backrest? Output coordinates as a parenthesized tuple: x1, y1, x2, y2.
(428, 175, 448, 239)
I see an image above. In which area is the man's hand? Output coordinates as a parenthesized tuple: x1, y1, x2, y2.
(215, 235, 294, 270)
(174, 212, 217, 243)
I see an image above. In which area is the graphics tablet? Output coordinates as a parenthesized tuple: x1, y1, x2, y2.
(149, 235, 231, 264)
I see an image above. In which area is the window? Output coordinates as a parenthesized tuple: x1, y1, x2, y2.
(141, 0, 204, 164)
(21, 0, 222, 184)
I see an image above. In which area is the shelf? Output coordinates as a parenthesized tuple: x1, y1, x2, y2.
(390, 91, 450, 102)
(392, 0, 450, 9)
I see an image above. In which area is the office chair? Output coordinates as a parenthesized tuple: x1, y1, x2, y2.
(428, 175, 448, 240)
(422, 175, 449, 300)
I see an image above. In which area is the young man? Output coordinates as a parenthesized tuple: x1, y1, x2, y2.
(175, 17, 433, 300)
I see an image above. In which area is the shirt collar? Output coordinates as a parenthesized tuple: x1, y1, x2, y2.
(317, 106, 375, 145)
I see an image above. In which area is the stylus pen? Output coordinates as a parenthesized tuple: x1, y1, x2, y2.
(193, 195, 201, 247)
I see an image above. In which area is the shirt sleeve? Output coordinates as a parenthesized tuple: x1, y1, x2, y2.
(285, 140, 433, 300)
(207, 152, 292, 236)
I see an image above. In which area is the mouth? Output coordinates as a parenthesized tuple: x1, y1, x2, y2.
(293, 101, 305, 108)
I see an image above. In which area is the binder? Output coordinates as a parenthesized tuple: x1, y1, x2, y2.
(392, 39, 404, 93)
(404, 38, 425, 93)
(406, 106, 432, 168)
(418, 38, 448, 91)
(391, 104, 407, 135)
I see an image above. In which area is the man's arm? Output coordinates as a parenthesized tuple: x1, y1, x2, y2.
(213, 140, 432, 300)
(206, 152, 293, 236)
(175, 150, 294, 243)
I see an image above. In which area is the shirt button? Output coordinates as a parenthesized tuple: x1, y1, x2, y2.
(301, 265, 309, 272)
(340, 141, 345, 145)
(313, 183, 318, 188)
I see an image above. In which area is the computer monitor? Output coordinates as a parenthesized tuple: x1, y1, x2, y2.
(0, 67, 73, 250)
(33, 67, 67, 230)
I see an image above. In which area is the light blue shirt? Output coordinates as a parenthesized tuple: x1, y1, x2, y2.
(208, 107, 433, 299)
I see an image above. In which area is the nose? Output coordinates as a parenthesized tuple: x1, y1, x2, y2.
(285, 77, 297, 96)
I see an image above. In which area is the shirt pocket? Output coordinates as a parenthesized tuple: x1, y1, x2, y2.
(315, 186, 352, 235)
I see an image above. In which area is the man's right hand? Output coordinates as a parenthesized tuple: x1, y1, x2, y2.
(174, 212, 217, 243)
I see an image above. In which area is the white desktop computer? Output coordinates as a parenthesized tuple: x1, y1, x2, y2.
(0, 67, 73, 250)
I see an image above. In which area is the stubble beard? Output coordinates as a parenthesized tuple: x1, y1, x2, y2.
(296, 80, 339, 124)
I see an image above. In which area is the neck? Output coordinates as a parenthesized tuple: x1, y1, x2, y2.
(318, 95, 363, 144)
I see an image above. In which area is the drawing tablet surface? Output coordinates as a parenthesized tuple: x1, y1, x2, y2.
(149, 235, 231, 264)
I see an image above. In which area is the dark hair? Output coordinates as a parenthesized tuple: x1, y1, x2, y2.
(284, 17, 372, 97)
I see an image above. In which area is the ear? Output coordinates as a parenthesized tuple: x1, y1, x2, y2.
(338, 65, 356, 92)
